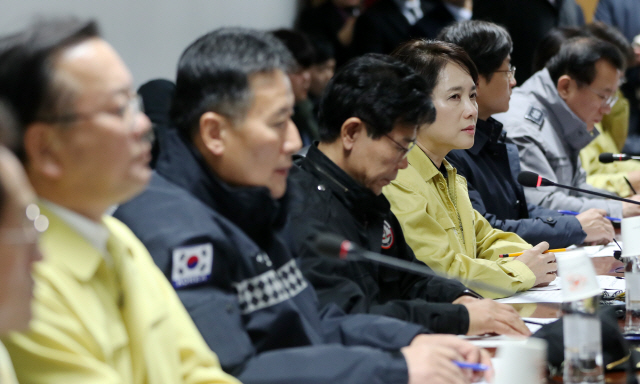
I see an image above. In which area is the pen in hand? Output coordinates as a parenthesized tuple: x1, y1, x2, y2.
(557, 210, 620, 223)
(454, 360, 489, 371)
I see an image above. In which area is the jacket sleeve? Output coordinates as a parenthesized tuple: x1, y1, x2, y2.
(384, 181, 536, 299)
(508, 131, 624, 218)
(1, 263, 240, 384)
(149, 260, 244, 384)
(2, 268, 128, 384)
(181, 284, 416, 384)
(467, 179, 586, 248)
(291, 216, 471, 335)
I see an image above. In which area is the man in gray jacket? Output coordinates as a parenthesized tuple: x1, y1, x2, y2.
(495, 37, 640, 218)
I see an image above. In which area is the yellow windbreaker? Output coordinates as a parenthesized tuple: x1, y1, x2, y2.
(2, 206, 240, 384)
(383, 149, 535, 298)
(579, 92, 640, 197)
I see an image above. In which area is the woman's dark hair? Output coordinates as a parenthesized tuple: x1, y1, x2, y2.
(391, 39, 479, 97)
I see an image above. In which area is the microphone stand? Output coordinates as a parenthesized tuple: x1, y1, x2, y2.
(546, 183, 640, 205)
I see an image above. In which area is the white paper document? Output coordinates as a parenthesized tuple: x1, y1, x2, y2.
(496, 275, 624, 303)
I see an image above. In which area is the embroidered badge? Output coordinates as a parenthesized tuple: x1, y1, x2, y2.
(524, 106, 545, 128)
(171, 243, 214, 288)
(381, 220, 394, 249)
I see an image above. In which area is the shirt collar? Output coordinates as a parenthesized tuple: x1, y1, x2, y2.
(40, 199, 110, 256)
(393, 0, 424, 25)
(443, 3, 472, 21)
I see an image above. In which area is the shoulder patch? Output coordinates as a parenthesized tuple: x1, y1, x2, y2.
(381, 220, 395, 249)
(171, 243, 214, 288)
(524, 106, 545, 128)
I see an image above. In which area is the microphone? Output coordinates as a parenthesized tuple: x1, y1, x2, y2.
(517, 171, 640, 206)
(314, 232, 515, 298)
(599, 153, 640, 163)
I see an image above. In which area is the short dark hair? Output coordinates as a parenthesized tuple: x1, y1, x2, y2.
(0, 18, 99, 160)
(318, 53, 435, 142)
(391, 39, 479, 97)
(585, 22, 634, 70)
(437, 20, 512, 81)
(271, 29, 316, 69)
(171, 27, 294, 138)
(546, 36, 625, 86)
(532, 27, 590, 74)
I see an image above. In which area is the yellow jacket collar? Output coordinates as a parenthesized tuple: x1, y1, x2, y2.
(407, 148, 456, 183)
(37, 204, 105, 282)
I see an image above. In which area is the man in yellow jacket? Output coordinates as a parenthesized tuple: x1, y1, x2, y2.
(579, 92, 640, 197)
(0, 18, 238, 384)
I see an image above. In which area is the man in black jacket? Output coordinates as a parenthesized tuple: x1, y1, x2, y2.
(115, 28, 490, 384)
(439, 20, 614, 248)
(286, 52, 530, 337)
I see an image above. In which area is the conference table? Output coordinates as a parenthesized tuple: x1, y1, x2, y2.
(501, 253, 631, 383)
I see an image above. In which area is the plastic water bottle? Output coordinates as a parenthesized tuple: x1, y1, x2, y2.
(625, 255, 640, 334)
(557, 250, 604, 384)
(562, 295, 604, 384)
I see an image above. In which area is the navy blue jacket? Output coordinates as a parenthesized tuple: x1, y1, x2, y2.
(286, 145, 471, 334)
(115, 129, 424, 384)
(446, 118, 586, 248)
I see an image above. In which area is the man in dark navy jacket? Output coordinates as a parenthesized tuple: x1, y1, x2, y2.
(115, 28, 490, 384)
(286, 53, 530, 337)
(439, 20, 614, 248)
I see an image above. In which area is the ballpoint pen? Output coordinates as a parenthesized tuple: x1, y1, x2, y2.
(557, 210, 620, 222)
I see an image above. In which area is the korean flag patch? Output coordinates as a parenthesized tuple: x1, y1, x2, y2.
(171, 243, 213, 288)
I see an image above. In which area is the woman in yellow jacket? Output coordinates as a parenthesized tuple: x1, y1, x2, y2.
(383, 39, 557, 298)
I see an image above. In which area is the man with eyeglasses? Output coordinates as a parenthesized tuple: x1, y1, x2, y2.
(494, 37, 640, 219)
(285, 53, 530, 337)
(441, 21, 615, 249)
(0, 18, 239, 384)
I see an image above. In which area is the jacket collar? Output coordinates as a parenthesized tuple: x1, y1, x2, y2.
(299, 144, 390, 218)
(155, 128, 289, 244)
(519, 69, 595, 152)
(37, 204, 105, 282)
(407, 146, 456, 183)
(468, 117, 505, 155)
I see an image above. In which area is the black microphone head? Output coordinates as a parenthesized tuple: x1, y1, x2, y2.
(312, 233, 355, 260)
(517, 171, 554, 187)
(599, 153, 630, 163)
(599, 153, 615, 163)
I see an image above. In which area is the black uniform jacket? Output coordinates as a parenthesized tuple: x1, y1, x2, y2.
(447, 117, 586, 248)
(286, 144, 471, 335)
(115, 129, 425, 384)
